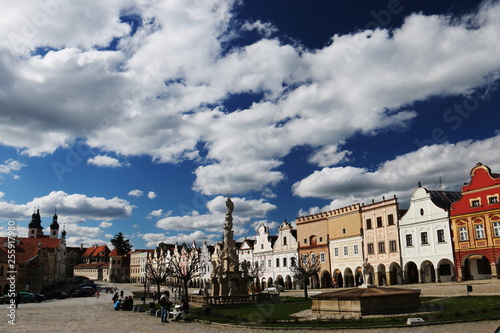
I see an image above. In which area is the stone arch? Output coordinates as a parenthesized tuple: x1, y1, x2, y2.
(344, 267, 354, 287)
(333, 269, 343, 288)
(354, 266, 363, 286)
(260, 277, 267, 290)
(389, 262, 403, 285)
(420, 260, 436, 283)
(321, 270, 332, 288)
(377, 263, 387, 286)
(311, 272, 320, 289)
(267, 277, 273, 287)
(436, 258, 455, 282)
(405, 261, 419, 284)
(285, 275, 293, 290)
(276, 275, 284, 288)
(462, 254, 492, 281)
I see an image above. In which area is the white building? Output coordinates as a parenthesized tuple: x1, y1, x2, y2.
(272, 221, 298, 290)
(329, 235, 364, 287)
(252, 223, 277, 290)
(399, 184, 461, 283)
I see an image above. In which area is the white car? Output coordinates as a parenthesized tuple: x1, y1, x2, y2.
(265, 285, 284, 293)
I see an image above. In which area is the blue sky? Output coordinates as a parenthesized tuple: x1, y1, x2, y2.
(1, 0, 500, 249)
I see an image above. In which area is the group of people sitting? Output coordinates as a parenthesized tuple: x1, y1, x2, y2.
(113, 295, 134, 311)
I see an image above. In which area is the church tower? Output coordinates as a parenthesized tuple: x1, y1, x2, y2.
(28, 209, 44, 238)
(49, 209, 60, 239)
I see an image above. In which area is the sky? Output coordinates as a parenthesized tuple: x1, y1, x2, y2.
(0, 0, 499, 249)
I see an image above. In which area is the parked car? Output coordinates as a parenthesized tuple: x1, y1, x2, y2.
(19, 291, 36, 303)
(265, 285, 284, 293)
(78, 281, 97, 291)
(70, 276, 89, 284)
(72, 288, 93, 297)
(44, 291, 68, 300)
(33, 293, 45, 302)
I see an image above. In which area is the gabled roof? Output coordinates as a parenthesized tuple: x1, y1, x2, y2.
(0, 241, 39, 264)
(82, 245, 110, 257)
(427, 189, 461, 211)
(74, 262, 109, 269)
(19, 237, 61, 248)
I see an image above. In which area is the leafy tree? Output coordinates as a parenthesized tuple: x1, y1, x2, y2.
(168, 244, 200, 306)
(110, 232, 133, 254)
(289, 253, 321, 300)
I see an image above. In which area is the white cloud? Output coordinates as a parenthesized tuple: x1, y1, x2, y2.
(128, 189, 144, 197)
(139, 231, 219, 248)
(0, 0, 499, 198)
(0, 192, 4, 199)
(88, 155, 128, 168)
(156, 196, 277, 234)
(0, 159, 26, 175)
(293, 134, 500, 214)
(147, 191, 156, 199)
(99, 221, 113, 228)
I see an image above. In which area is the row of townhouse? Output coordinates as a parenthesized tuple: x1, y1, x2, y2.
(69, 163, 500, 292)
(297, 162, 500, 289)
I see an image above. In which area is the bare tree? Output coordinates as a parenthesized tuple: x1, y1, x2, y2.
(145, 251, 171, 302)
(168, 244, 200, 306)
(289, 253, 321, 300)
(241, 260, 263, 294)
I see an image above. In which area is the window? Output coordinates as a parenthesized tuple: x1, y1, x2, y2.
(420, 208, 424, 216)
(343, 246, 348, 256)
(283, 237, 287, 246)
(378, 241, 385, 253)
(311, 253, 317, 263)
(366, 218, 372, 229)
(421, 232, 428, 245)
(304, 239, 307, 244)
(268, 259, 272, 268)
(389, 240, 397, 252)
(320, 252, 325, 263)
(475, 224, 485, 239)
(310, 235, 317, 245)
(367, 243, 374, 254)
(283, 257, 287, 267)
(261, 244, 263, 250)
(319, 237, 323, 242)
(471, 199, 481, 207)
(406, 234, 413, 247)
(342, 228, 346, 234)
(488, 195, 499, 204)
(459, 226, 468, 241)
(334, 247, 339, 257)
(276, 258, 280, 267)
(291, 257, 296, 266)
(494, 222, 500, 237)
(353, 244, 359, 255)
(437, 229, 445, 243)
(377, 216, 383, 228)
(388, 214, 394, 225)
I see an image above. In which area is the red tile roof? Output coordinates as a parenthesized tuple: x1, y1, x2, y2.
(0, 242, 39, 264)
(19, 237, 61, 248)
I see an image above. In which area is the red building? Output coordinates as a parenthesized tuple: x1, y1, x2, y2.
(450, 163, 500, 281)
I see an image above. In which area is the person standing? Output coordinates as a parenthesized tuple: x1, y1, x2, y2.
(159, 291, 170, 323)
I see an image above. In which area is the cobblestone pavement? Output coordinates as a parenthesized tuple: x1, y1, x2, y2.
(2, 280, 500, 332)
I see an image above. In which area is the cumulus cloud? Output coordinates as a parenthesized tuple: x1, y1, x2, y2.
(293, 134, 500, 214)
(88, 155, 128, 168)
(0, 159, 26, 176)
(128, 189, 144, 197)
(99, 221, 113, 228)
(156, 196, 277, 235)
(139, 230, 220, 248)
(0, 0, 498, 198)
(147, 191, 156, 199)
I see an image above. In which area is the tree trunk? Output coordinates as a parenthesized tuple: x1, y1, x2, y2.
(182, 279, 190, 306)
(303, 278, 309, 301)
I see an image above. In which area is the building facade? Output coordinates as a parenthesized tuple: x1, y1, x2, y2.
(399, 185, 460, 283)
(327, 204, 362, 288)
(252, 223, 277, 289)
(450, 163, 500, 281)
(272, 221, 298, 290)
(361, 197, 403, 286)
